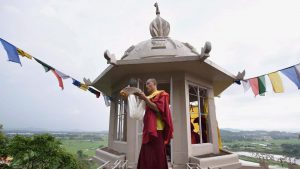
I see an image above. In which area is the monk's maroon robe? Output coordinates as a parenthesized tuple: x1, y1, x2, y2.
(137, 91, 174, 169)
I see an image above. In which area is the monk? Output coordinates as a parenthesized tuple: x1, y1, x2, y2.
(135, 78, 173, 169)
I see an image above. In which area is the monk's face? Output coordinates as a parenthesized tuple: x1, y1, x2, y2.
(146, 79, 157, 94)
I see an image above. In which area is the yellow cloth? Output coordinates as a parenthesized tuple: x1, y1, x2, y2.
(146, 90, 165, 130)
(156, 113, 165, 130)
(189, 105, 199, 132)
(189, 98, 209, 133)
(217, 126, 223, 150)
(17, 48, 32, 59)
(146, 90, 161, 99)
(204, 99, 208, 114)
(268, 72, 284, 93)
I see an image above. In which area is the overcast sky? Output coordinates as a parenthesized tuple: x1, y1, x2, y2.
(0, 0, 300, 132)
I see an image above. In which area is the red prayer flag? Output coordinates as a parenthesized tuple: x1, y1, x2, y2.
(249, 78, 259, 96)
(51, 69, 64, 90)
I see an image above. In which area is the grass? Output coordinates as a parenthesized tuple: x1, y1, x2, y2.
(60, 137, 108, 157)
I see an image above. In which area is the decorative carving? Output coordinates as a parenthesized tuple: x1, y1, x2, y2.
(104, 50, 117, 65)
(149, 3, 170, 38)
(183, 42, 199, 55)
(200, 41, 212, 60)
(122, 45, 135, 59)
(236, 70, 246, 80)
(151, 38, 167, 49)
(83, 78, 93, 86)
(154, 2, 160, 15)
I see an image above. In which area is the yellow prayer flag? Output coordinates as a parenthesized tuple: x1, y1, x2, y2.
(268, 72, 284, 93)
(17, 48, 32, 59)
(79, 84, 89, 91)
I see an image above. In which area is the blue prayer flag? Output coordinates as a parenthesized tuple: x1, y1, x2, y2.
(280, 67, 300, 89)
(88, 87, 101, 98)
(234, 80, 241, 85)
(72, 79, 81, 87)
(0, 38, 22, 65)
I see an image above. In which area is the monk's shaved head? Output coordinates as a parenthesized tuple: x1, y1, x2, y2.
(146, 78, 157, 85)
(146, 78, 157, 93)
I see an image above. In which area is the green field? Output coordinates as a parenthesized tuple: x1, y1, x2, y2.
(60, 137, 108, 157)
(223, 138, 300, 156)
(223, 138, 300, 168)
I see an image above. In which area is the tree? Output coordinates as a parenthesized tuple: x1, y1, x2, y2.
(281, 144, 300, 159)
(76, 150, 93, 169)
(0, 124, 8, 156)
(7, 134, 81, 169)
(0, 124, 9, 169)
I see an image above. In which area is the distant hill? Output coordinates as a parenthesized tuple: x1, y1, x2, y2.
(220, 129, 299, 142)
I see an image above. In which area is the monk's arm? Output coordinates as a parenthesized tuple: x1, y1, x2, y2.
(143, 97, 159, 112)
(135, 92, 159, 112)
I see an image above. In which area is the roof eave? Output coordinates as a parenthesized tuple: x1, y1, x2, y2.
(92, 56, 237, 96)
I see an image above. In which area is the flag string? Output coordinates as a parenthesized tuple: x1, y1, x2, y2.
(0, 38, 101, 98)
(244, 62, 300, 80)
(239, 63, 300, 97)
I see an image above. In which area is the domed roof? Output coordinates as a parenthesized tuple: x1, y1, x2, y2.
(121, 38, 200, 60)
(121, 3, 200, 60)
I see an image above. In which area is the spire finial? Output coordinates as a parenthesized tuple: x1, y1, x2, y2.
(150, 2, 170, 38)
(154, 2, 160, 15)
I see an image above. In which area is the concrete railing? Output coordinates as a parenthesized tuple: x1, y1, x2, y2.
(97, 160, 128, 169)
(186, 163, 201, 169)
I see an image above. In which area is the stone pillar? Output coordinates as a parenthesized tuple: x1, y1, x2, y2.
(108, 100, 116, 148)
(207, 89, 220, 154)
(171, 73, 189, 169)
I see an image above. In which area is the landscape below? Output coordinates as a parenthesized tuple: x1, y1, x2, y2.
(1, 127, 299, 168)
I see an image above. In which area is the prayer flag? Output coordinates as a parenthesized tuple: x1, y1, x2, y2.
(280, 67, 300, 89)
(72, 79, 81, 87)
(72, 79, 88, 91)
(88, 87, 101, 98)
(234, 80, 241, 85)
(242, 80, 251, 92)
(268, 72, 284, 93)
(0, 38, 21, 65)
(34, 57, 52, 72)
(17, 48, 32, 60)
(80, 84, 88, 91)
(51, 69, 64, 90)
(55, 70, 70, 79)
(295, 64, 300, 79)
(258, 75, 266, 96)
(249, 78, 259, 96)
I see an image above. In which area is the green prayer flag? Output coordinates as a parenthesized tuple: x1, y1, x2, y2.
(258, 75, 266, 96)
(34, 57, 52, 72)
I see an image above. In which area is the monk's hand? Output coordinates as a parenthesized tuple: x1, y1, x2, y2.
(134, 92, 146, 101)
(164, 140, 168, 145)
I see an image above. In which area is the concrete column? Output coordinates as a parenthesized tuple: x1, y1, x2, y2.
(108, 100, 116, 148)
(207, 89, 220, 154)
(171, 73, 189, 168)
